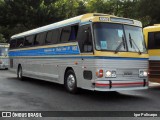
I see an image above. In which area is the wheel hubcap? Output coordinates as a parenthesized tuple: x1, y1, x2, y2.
(67, 74, 75, 90)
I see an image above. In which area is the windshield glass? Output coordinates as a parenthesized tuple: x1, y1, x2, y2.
(124, 25, 146, 53)
(94, 23, 147, 53)
(0, 47, 8, 56)
(94, 23, 126, 51)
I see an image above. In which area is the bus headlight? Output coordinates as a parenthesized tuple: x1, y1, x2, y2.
(139, 69, 148, 77)
(106, 70, 116, 78)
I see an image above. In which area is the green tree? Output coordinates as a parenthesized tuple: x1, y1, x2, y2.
(0, 0, 60, 39)
(139, 0, 160, 26)
(86, 0, 123, 15)
(77, 0, 88, 15)
(117, 0, 139, 18)
(54, 0, 79, 18)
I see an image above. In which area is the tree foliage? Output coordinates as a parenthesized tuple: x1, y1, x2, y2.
(0, 0, 160, 42)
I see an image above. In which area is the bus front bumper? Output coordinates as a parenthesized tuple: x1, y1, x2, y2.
(93, 80, 148, 91)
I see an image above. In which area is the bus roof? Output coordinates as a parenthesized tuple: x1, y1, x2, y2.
(11, 13, 142, 39)
(143, 24, 160, 32)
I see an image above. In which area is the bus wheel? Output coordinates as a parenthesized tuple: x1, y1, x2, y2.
(65, 70, 78, 93)
(17, 66, 23, 80)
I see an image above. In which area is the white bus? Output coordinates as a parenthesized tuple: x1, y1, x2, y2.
(0, 43, 9, 69)
(9, 13, 148, 93)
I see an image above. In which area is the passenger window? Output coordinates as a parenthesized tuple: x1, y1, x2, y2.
(148, 32, 154, 49)
(16, 38, 24, 48)
(35, 32, 46, 46)
(60, 26, 71, 42)
(148, 32, 160, 49)
(46, 29, 60, 44)
(24, 35, 34, 47)
(69, 25, 78, 41)
(155, 32, 160, 47)
(10, 39, 17, 49)
(77, 25, 93, 53)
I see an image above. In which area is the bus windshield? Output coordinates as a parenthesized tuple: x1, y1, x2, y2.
(0, 47, 8, 56)
(94, 23, 147, 53)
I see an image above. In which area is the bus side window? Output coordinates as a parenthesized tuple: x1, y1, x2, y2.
(16, 38, 24, 48)
(69, 25, 79, 41)
(10, 39, 17, 49)
(24, 35, 35, 47)
(60, 26, 71, 43)
(148, 32, 160, 49)
(154, 32, 160, 47)
(77, 25, 93, 53)
(46, 29, 60, 44)
(148, 32, 155, 49)
(35, 32, 46, 46)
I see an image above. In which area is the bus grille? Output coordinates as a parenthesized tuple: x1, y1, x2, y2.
(149, 61, 160, 78)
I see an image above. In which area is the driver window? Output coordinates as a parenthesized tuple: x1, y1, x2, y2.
(77, 25, 93, 53)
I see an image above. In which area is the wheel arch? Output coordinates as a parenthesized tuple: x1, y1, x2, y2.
(64, 67, 74, 84)
(64, 67, 79, 93)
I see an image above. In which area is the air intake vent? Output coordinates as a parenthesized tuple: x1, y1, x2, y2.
(149, 61, 160, 78)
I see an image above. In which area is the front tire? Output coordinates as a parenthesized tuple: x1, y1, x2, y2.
(17, 66, 23, 80)
(64, 70, 78, 93)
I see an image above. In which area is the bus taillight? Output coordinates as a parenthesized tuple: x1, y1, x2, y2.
(96, 69, 103, 78)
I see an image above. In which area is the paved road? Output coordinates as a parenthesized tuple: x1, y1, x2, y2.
(0, 70, 160, 120)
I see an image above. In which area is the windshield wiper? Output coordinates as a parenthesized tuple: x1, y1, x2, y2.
(115, 35, 125, 54)
(129, 33, 142, 55)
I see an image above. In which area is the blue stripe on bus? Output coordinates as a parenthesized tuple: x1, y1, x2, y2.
(9, 45, 148, 61)
(9, 45, 80, 56)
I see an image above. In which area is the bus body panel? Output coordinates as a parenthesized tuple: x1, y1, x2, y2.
(10, 47, 148, 91)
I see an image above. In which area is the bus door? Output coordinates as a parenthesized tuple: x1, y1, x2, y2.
(77, 24, 94, 88)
